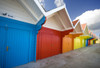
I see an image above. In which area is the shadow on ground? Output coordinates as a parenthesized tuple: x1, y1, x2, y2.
(15, 44, 100, 68)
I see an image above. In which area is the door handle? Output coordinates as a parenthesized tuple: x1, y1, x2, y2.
(6, 46, 8, 51)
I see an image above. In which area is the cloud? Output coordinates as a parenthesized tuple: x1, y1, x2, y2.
(38, 0, 45, 8)
(75, 9, 100, 31)
(54, 0, 65, 7)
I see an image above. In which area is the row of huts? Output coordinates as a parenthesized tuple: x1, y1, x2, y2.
(0, 0, 98, 68)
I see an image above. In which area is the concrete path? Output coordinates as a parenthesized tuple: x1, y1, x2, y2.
(15, 44, 100, 68)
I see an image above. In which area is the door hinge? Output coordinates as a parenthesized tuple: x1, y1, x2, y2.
(6, 46, 9, 51)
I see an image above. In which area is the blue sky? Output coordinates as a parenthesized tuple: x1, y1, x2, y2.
(64, 0, 100, 20)
(39, 0, 100, 38)
(41, 0, 100, 20)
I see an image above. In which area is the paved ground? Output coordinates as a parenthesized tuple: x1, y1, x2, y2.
(15, 44, 100, 68)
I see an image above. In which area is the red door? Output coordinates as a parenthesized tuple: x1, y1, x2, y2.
(88, 40, 90, 45)
(36, 27, 61, 60)
(51, 35, 61, 56)
(37, 33, 52, 60)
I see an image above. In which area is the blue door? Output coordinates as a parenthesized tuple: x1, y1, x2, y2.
(0, 16, 44, 68)
(86, 40, 88, 46)
(5, 28, 30, 68)
(0, 27, 6, 68)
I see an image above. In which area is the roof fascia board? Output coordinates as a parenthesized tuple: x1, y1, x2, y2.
(64, 5, 73, 28)
(63, 27, 73, 31)
(79, 22, 84, 33)
(45, 5, 65, 16)
(34, 0, 46, 15)
(84, 24, 89, 34)
(81, 23, 86, 33)
(73, 20, 83, 33)
(73, 20, 80, 29)
(83, 24, 87, 31)
(34, 0, 65, 16)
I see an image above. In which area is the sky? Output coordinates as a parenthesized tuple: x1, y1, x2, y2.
(64, 0, 100, 38)
(38, 0, 100, 38)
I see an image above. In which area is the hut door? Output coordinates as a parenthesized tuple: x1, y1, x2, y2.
(37, 33, 52, 60)
(62, 36, 72, 53)
(51, 35, 61, 56)
(0, 27, 6, 68)
(5, 28, 30, 68)
(37, 31, 61, 60)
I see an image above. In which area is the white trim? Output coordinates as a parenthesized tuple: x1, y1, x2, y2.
(46, 13, 56, 19)
(73, 20, 80, 29)
(83, 24, 89, 35)
(84, 24, 87, 31)
(79, 21, 84, 33)
(34, 0, 65, 16)
(82, 23, 87, 33)
(71, 20, 83, 34)
(34, 0, 45, 15)
(45, 5, 65, 16)
(43, 26, 73, 31)
(62, 27, 73, 31)
(64, 5, 73, 28)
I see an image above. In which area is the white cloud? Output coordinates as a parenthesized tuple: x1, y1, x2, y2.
(75, 9, 100, 37)
(54, 0, 65, 7)
(75, 9, 100, 30)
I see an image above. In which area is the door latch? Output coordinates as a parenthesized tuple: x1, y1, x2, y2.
(6, 46, 8, 51)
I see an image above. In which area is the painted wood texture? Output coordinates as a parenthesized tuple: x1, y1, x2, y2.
(62, 33, 82, 53)
(0, 16, 46, 68)
(37, 27, 62, 60)
(0, 27, 6, 68)
(62, 36, 73, 53)
(74, 37, 82, 49)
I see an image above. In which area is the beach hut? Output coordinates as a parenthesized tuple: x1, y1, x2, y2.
(88, 38, 93, 45)
(74, 35, 91, 49)
(36, 2, 74, 60)
(80, 23, 91, 47)
(62, 19, 83, 53)
(86, 37, 93, 46)
(81, 23, 89, 35)
(90, 38, 95, 45)
(74, 23, 90, 49)
(89, 30, 99, 44)
(0, 0, 46, 68)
